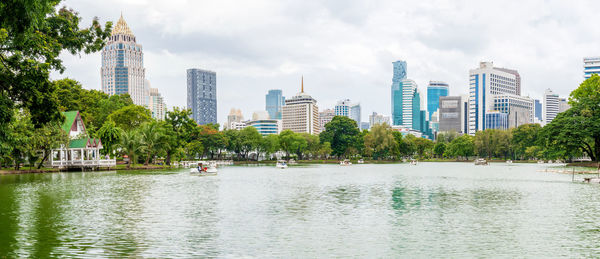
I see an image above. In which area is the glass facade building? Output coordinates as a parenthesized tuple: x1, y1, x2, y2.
(187, 68, 217, 125)
(427, 81, 449, 119)
(583, 57, 600, 79)
(265, 89, 285, 120)
(534, 99, 542, 121)
(391, 60, 407, 125)
(247, 119, 281, 136)
(485, 112, 508, 130)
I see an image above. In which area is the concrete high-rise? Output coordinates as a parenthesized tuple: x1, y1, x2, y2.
(439, 96, 467, 134)
(101, 14, 146, 105)
(558, 98, 570, 113)
(369, 112, 391, 128)
(543, 88, 559, 124)
(282, 77, 320, 135)
(468, 62, 519, 134)
(187, 68, 217, 125)
(583, 57, 600, 79)
(491, 94, 534, 128)
(265, 89, 285, 120)
(427, 81, 449, 119)
(319, 109, 335, 132)
(148, 87, 166, 120)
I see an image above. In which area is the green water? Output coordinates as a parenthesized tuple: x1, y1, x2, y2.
(1, 163, 600, 257)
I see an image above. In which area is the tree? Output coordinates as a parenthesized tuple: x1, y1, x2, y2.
(318, 142, 333, 159)
(279, 130, 306, 159)
(185, 140, 203, 160)
(239, 127, 262, 160)
(31, 122, 68, 168)
(107, 105, 152, 131)
(445, 135, 475, 160)
(364, 123, 396, 160)
(511, 124, 541, 160)
(0, 2, 112, 128)
(117, 130, 143, 168)
(433, 142, 446, 158)
(413, 137, 434, 159)
(259, 134, 280, 159)
(223, 129, 242, 159)
(96, 120, 122, 157)
(437, 131, 459, 144)
(164, 107, 197, 165)
(319, 116, 360, 158)
(301, 133, 321, 159)
(139, 121, 167, 165)
(198, 125, 225, 159)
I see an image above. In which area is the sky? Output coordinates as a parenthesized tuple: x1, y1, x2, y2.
(52, 0, 600, 125)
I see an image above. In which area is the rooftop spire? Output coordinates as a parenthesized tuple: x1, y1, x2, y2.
(301, 76, 304, 93)
(112, 13, 134, 37)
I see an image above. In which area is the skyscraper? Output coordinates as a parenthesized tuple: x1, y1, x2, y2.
(558, 98, 570, 113)
(427, 81, 449, 119)
(282, 77, 320, 135)
(319, 109, 335, 132)
(583, 57, 600, 79)
(265, 89, 285, 120)
(335, 99, 361, 125)
(101, 14, 146, 105)
(391, 60, 407, 125)
(543, 88, 559, 124)
(439, 96, 467, 134)
(148, 87, 166, 120)
(468, 62, 519, 134)
(369, 112, 391, 128)
(187, 68, 217, 125)
(534, 99, 542, 122)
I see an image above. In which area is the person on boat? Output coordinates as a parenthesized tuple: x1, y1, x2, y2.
(198, 163, 205, 173)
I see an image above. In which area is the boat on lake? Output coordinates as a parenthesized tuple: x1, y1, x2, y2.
(506, 160, 513, 164)
(410, 160, 418, 165)
(357, 159, 364, 164)
(474, 158, 488, 165)
(340, 159, 352, 166)
(190, 161, 218, 175)
(276, 160, 288, 169)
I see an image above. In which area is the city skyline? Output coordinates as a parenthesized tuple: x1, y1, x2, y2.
(52, 0, 600, 126)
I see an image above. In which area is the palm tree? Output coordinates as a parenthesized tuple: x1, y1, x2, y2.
(139, 121, 167, 165)
(96, 120, 123, 157)
(117, 130, 143, 168)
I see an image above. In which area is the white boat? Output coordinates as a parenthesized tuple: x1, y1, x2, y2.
(506, 160, 513, 164)
(474, 158, 488, 165)
(410, 160, 418, 165)
(276, 161, 288, 169)
(357, 159, 365, 164)
(537, 160, 544, 164)
(190, 167, 218, 175)
(288, 159, 298, 165)
(340, 159, 352, 166)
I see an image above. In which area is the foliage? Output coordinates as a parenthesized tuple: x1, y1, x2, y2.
(107, 105, 152, 131)
(117, 130, 143, 169)
(96, 120, 122, 157)
(364, 123, 396, 159)
(319, 116, 361, 158)
(445, 135, 475, 160)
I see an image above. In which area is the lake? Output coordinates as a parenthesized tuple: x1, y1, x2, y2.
(1, 162, 600, 258)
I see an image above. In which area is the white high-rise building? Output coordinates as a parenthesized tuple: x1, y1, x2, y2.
(468, 62, 519, 134)
(583, 57, 600, 79)
(101, 14, 146, 106)
(148, 87, 166, 120)
(226, 108, 244, 130)
(368, 112, 391, 128)
(492, 94, 534, 128)
(399, 79, 419, 128)
(558, 98, 570, 113)
(319, 108, 335, 132)
(334, 99, 361, 125)
(543, 89, 559, 124)
(282, 77, 320, 135)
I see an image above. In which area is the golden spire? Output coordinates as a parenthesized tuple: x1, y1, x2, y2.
(112, 13, 134, 36)
(301, 76, 304, 93)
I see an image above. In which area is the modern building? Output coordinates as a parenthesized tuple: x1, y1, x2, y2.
(543, 88, 559, 124)
(485, 111, 509, 130)
(187, 68, 217, 125)
(226, 108, 244, 130)
(265, 89, 285, 120)
(411, 89, 423, 132)
(148, 87, 166, 120)
(334, 99, 361, 125)
(319, 108, 335, 132)
(427, 81, 449, 119)
(534, 99, 542, 122)
(468, 62, 519, 134)
(246, 111, 281, 135)
(558, 98, 570, 113)
(281, 77, 320, 135)
(391, 60, 407, 126)
(583, 57, 600, 79)
(368, 112, 391, 127)
(360, 122, 370, 130)
(101, 14, 147, 106)
(439, 96, 467, 134)
(495, 68, 521, 95)
(492, 94, 534, 128)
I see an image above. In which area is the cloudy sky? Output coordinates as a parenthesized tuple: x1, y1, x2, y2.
(53, 0, 600, 125)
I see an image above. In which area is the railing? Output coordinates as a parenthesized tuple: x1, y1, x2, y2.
(49, 159, 116, 168)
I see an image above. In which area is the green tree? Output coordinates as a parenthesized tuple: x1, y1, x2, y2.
(139, 121, 167, 165)
(364, 123, 396, 160)
(31, 122, 68, 168)
(279, 130, 306, 159)
(107, 105, 152, 131)
(301, 133, 321, 159)
(433, 142, 446, 158)
(96, 120, 122, 158)
(445, 134, 475, 160)
(185, 140, 204, 160)
(223, 129, 242, 159)
(511, 124, 541, 160)
(0, 2, 112, 128)
(319, 116, 360, 158)
(436, 131, 459, 143)
(259, 134, 280, 159)
(164, 107, 197, 165)
(240, 127, 262, 160)
(318, 142, 333, 159)
(413, 137, 434, 159)
(117, 130, 143, 168)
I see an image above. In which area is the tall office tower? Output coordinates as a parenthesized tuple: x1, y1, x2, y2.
(187, 68, 217, 125)
(492, 95, 534, 128)
(543, 88, 559, 124)
(427, 81, 449, 119)
(265, 89, 285, 120)
(391, 60, 407, 125)
(334, 99, 361, 125)
(534, 99, 543, 122)
(282, 77, 320, 135)
(496, 68, 521, 95)
(319, 108, 335, 132)
(226, 108, 244, 130)
(583, 57, 600, 79)
(468, 62, 519, 134)
(101, 14, 146, 105)
(148, 87, 166, 120)
(368, 112, 391, 128)
(439, 96, 467, 134)
(558, 98, 570, 113)
(411, 88, 423, 131)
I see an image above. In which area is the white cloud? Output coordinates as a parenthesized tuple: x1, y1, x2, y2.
(53, 0, 600, 125)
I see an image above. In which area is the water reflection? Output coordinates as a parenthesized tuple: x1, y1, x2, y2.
(0, 179, 18, 257)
